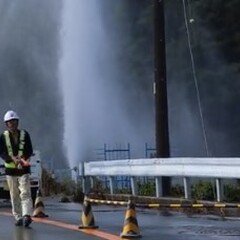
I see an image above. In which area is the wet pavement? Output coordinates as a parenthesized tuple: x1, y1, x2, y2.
(1, 197, 240, 239)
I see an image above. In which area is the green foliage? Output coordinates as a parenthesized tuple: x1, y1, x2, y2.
(172, 182, 240, 203)
(72, 184, 84, 203)
(224, 184, 240, 202)
(171, 184, 184, 198)
(60, 176, 75, 196)
(138, 180, 155, 196)
(42, 167, 84, 202)
(42, 168, 59, 196)
(91, 177, 108, 193)
(116, 188, 131, 195)
(191, 181, 215, 201)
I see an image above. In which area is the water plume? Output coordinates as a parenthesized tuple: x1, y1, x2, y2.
(59, 0, 154, 168)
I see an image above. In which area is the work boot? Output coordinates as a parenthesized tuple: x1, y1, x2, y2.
(15, 218, 23, 226)
(23, 215, 32, 227)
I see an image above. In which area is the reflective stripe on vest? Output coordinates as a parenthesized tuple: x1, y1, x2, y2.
(4, 130, 25, 168)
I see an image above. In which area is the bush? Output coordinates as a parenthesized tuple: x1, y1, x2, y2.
(171, 184, 184, 197)
(138, 180, 155, 196)
(72, 185, 84, 203)
(60, 177, 75, 196)
(191, 181, 214, 200)
(224, 184, 240, 202)
(116, 188, 131, 194)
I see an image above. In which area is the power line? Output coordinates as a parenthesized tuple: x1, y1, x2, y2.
(182, 0, 210, 157)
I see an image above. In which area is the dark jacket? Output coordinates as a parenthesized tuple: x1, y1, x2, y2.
(0, 129, 33, 176)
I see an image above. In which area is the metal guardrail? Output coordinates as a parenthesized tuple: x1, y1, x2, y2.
(83, 158, 240, 178)
(81, 157, 240, 202)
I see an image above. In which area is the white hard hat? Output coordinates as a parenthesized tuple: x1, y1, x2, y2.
(4, 110, 19, 122)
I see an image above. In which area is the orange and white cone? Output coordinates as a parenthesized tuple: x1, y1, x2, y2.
(79, 197, 98, 229)
(120, 200, 141, 238)
(33, 190, 48, 218)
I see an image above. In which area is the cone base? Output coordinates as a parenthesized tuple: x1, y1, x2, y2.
(120, 233, 142, 238)
(78, 225, 99, 229)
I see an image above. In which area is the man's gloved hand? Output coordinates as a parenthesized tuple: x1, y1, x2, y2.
(12, 156, 20, 165)
(20, 158, 30, 167)
(11, 156, 30, 168)
(12, 156, 22, 169)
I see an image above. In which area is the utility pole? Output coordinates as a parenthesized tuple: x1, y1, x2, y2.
(153, 0, 171, 196)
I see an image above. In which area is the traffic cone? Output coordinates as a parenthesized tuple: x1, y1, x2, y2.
(120, 200, 141, 238)
(32, 189, 48, 218)
(79, 196, 98, 229)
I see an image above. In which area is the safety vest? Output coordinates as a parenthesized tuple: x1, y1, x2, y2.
(4, 130, 25, 169)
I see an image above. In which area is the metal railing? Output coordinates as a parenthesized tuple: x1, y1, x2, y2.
(80, 157, 240, 202)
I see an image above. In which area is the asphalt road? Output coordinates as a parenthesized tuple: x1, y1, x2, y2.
(1, 197, 240, 239)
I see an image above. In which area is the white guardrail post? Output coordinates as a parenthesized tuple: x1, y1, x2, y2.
(130, 176, 138, 196)
(155, 177, 163, 197)
(109, 176, 114, 194)
(215, 178, 223, 202)
(183, 177, 191, 199)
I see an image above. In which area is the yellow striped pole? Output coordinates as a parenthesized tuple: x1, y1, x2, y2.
(87, 198, 240, 209)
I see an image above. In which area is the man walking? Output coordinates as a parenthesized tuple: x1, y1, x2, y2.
(0, 110, 33, 227)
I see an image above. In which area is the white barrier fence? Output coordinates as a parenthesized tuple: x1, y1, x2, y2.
(80, 158, 240, 202)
